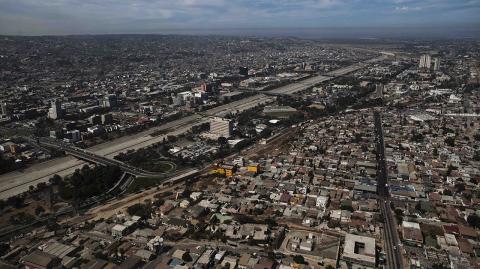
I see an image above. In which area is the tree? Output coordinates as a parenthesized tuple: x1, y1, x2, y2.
(49, 174, 62, 185)
(35, 206, 45, 216)
(340, 204, 354, 212)
(474, 151, 480, 162)
(7, 196, 24, 208)
(443, 189, 452, 196)
(218, 137, 229, 147)
(182, 252, 192, 262)
(432, 263, 450, 269)
(444, 137, 455, 147)
(293, 255, 305, 264)
(467, 214, 480, 229)
(455, 183, 465, 193)
(415, 202, 425, 214)
(127, 203, 151, 219)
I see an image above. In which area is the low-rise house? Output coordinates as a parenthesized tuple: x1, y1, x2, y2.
(21, 251, 59, 269)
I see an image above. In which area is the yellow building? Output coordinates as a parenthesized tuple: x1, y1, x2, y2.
(247, 163, 259, 173)
(213, 164, 235, 177)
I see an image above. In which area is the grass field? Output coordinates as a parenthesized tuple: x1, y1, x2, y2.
(126, 176, 166, 193)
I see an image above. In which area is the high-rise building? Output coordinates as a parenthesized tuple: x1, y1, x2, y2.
(433, 57, 441, 71)
(375, 84, 384, 99)
(102, 94, 117, 108)
(419, 54, 431, 70)
(209, 117, 233, 138)
(239, 66, 249, 76)
(48, 100, 64, 120)
(101, 113, 114, 125)
(1, 102, 10, 116)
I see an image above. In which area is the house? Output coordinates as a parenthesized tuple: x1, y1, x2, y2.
(112, 224, 127, 238)
(252, 258, 275, 269)
(402, 221, 423, 246)
(214, 164, 235, 177)
(196, 249, 215, 267)
(221, 256, 238, 269)
(165, 218, 190, 229)
(119, 256, 144, 269)
(135, 250, 155, 261)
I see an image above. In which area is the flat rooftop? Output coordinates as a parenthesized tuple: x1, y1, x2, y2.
(343, 233, 376, 265)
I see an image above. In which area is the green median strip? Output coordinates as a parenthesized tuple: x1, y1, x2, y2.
(126, 176, 166, 193)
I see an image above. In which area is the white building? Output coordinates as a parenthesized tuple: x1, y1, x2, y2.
(48, 100, 64, 120)
(1, 102, 10, 116)
(209, 117, 233, 138)
(342, 233, 376, 268)
(111, 224, 127, 238)
(433, 57, 441, 71)
(419, 54, 432, 70)
(316, 196, 329, 208)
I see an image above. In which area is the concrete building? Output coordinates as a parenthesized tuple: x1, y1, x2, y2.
(419, 54, 432, 70)
(101, 113, 114, 124)
(1, 102, 10, 116)
(21, 251, 59, 269)
(402, 221, 423, 246)
(209, 117, 233, 138)
(239, 66, 249, 76)
(375, 84, 384, 98)
(433, 57, 441, 71)
(112, 224, 128, 238)
(263, 106, 298, 119)
(102, 94, 117, 108)
(89, 115, 102, 125)
(48, 100, 64, 120)
(342, 233, 376, 268)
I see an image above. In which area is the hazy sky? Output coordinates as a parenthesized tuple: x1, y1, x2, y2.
(0, 0, 479, 37)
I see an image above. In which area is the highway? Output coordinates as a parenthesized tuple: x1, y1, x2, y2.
(0, 53, 392, 200)
(374, 111, 403, 269)
(37, 138, 167, 177)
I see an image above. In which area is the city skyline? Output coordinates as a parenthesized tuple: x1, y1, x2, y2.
(0, 0, 479, 38)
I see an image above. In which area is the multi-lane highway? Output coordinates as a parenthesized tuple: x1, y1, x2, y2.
(38, 138, 167, 177)
(374, 111, 403, 269)
(0, 53, 392, 200)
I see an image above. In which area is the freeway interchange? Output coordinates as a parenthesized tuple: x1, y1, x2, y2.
(37, 138, 164, 177)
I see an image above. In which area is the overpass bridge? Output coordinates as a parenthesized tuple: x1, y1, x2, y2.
(38, 138, 162, 177)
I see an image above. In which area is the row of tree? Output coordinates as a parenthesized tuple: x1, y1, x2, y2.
(57, 165, 122, 200)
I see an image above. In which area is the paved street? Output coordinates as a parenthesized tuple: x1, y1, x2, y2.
(374, 111, 403, 269)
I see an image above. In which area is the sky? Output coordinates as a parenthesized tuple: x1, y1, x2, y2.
(0, 0, 479, 38)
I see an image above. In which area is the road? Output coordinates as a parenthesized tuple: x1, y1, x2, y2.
(0, 54, 391, 200)
(38, 138, 170, 177)
(374, 111, 403, 269)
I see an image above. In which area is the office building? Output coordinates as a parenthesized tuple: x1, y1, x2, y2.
(239, 66, 249, 76)
(101, 113, 114, 124)
(102, 94, 117, 108)
(1, 102, 11, 117)
(375, 84, 384, 98)
(48, 100, 64, 120)
(433, 57, 441, 71)
(209, 117, 233, 138)
(419, 54, 431, 70)
(88, 115, 102, 125)
(342, 233, 376, 268)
